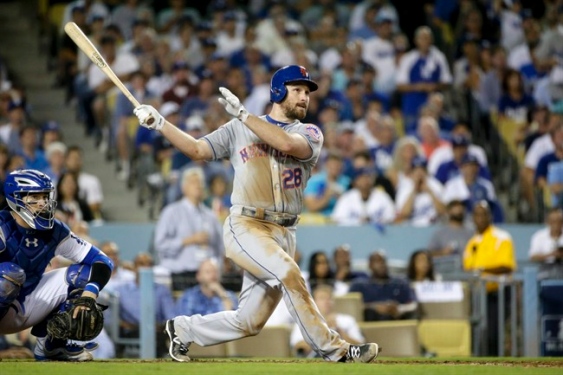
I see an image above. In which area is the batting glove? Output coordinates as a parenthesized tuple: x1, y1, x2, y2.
(218, 87, 249, 122)
(134, 105, 165, 131)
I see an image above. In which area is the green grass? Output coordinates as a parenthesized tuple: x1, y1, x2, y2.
(1, 358, 562, 375)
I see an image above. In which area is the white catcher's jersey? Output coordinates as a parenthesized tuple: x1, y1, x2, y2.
(203, 116, 323, 215)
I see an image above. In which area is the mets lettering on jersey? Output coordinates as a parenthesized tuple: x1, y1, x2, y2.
(239, 143, 293, 163)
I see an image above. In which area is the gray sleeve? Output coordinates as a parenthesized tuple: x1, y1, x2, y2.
(202, 120, 236, 160)
(291, 123, 324, 163)
(427, 228, 443, 251)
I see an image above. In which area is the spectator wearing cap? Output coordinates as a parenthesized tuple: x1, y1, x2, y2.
(40, 121, 63, 152)
(156, 0, 200, 35)
(44, 141, 68, 185)
(348, 4, 382, 41)
(161, 61, 197, 105)
(330, 42, 366, 93)
(428, 123, 489, 176)
(350, 150, 395, 200)
(254, 3, 301, 56)
(118, 18, 151, 55)
(215, 11, 245, 58)
(18, 125, 49, 173)
(535, 123, 563, 207)
(361, 11, 396, 95)
(452, 37, 483, 99)
(229, 23, 271, 73)
(331, 165, 395, 226)
(434, 134, 491, 185)
(179, 76, 216, 119)
(395, 156, 445, 226)
(357, 113, 396, 174)
(442, 154, 500, 221)
(113, 70, 158, 181)
(85, 34, 139, 143)
(396, 26, 452, 134)
(0, 101, 26, 154)
(61, 0, 109, 32)
(304, 152, 350, 218)
(169, 18, 204, 69)
(111, 0, 154, 41)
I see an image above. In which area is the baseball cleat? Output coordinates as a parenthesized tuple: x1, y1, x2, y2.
(165, 319, 191, 362)
(34, 338, 93, 361)
(341, 343, 380, 363)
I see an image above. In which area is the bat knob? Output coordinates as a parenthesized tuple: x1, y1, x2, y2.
(146, 117, 154, 125)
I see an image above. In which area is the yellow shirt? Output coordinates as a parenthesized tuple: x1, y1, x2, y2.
(463, 226, 517, 292)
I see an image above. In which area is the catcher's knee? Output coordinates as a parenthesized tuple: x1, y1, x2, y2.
(0, 262, 25, 308)
(65, 263, 92, 290)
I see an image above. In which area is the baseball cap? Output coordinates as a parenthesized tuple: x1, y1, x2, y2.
(197, 21, 213, 32)
(451, 134, 470, 147)
(411, 155, 428, 169)
(352, 166, 377, 179)
(375, 11, 393, 24)
(201, 37, 217, 48)
(172, 61, 190, 71)
(223, 11, 237, 22)
(461, 153, 480, 166)
(42, 120, 60, 133)
(184, 115, 205, 132)
(160, 102, 180, 117)
(7, 101, 24, 111)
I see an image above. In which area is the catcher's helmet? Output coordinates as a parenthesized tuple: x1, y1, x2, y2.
(270, 65, 318, 103)
(4, 169, 56, 230)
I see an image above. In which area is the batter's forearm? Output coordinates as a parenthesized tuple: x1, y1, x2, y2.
(160, 121, 212, 160)
(242, 115, 312, 159)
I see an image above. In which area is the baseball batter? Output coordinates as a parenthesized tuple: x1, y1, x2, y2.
(0, 169, 113, 361)
(134, 65, 379, 363)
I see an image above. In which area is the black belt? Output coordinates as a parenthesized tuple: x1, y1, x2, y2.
(240, 207, 299, 227)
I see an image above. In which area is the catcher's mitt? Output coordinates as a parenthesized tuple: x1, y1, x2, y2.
(47, 297, 106, 341)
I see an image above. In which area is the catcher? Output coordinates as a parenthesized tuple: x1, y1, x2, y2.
(0, 169, 113, 361)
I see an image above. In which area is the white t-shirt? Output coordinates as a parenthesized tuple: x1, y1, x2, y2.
(529, 227, 562, 263)
(442, 175, 496, 204)
(87, 52, 140, 90)
(396, 176, 444, 226)
(361, 36, 396, 94)
(525, 133, 554, 170)
(78, 172, 104, 205)
(507, 43, 531, 71)
(331, 188, 396, 226)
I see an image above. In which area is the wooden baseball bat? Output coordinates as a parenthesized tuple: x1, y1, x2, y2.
(63, 22, 154, 125)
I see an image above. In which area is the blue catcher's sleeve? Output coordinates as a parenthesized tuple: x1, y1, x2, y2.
(81, 246, 114, 295)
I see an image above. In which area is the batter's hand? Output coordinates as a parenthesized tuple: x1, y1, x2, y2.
(134, 104, 165, 130)
(218, 87, 249, 122)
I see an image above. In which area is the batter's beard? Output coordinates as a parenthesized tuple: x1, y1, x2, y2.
(282, 102, 307, 120)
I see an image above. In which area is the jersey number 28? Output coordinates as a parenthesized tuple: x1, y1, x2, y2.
(282, 168, 303, 189)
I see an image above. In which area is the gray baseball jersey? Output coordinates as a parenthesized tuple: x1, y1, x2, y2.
(203, 116, 323, 215)
(173, 115, 352, 361)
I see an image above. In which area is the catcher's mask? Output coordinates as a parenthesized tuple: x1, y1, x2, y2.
(4, 169, 57, 230)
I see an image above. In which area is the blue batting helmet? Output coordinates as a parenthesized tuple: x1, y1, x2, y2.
(4, 169, 56, 230)
(270, 65, 318, 103)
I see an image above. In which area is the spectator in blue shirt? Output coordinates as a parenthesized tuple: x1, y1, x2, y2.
(349, 251, 418, 321)
(304, 152, 350, 217)
(535, 128, 563, 197)
(435, 135, 491, 185)
(498, 68, 535, 125)
(396, 26, 452, 133)
(175, 258, 238, 317)
(18, 125, 49, 173)
(114, 253, 176, 357)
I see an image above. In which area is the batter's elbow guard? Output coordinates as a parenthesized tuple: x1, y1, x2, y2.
(0, 262, 26, 308)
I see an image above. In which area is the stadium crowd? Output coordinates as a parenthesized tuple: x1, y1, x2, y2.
(1, 0, 563, 359)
